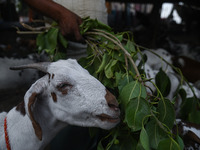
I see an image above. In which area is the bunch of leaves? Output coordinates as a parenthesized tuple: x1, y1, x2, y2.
(143, 48, 200, 124)
(36, 22, 68, 61)
(35, 17, 200, 150)
(77, 18, 181, 150)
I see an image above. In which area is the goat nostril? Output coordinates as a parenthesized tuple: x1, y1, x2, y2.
(105, 89, 119, 108)
(108, 103, 119, 111)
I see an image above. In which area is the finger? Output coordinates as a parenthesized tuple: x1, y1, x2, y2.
(74, 29, 85, 43)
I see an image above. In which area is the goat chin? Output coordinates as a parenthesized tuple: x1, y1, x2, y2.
(0, 59, 120, 150)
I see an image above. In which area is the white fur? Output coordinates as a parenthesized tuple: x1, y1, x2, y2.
(139, 49, 200, 100)
(142, 48, 173, 72)
(178, 58, 185, 67)
(0, 59, 120, 150)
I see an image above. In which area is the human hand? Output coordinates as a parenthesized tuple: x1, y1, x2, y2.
(58, 10, 85, 43)
(23, 0, 85, 43)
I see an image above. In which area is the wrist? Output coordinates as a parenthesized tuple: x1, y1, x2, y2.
(49, 4, 68, 23)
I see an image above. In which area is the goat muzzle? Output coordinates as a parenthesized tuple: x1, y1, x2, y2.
(104, 89, 120, 123)
(97, 113, 120, 123)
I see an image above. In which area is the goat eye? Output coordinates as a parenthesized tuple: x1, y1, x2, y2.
(57, 83, 71, 90)
(56, 82, 72, 94)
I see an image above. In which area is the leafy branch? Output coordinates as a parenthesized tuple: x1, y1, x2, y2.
(85, 30, 141, 81)
(134, 43, 199, 100)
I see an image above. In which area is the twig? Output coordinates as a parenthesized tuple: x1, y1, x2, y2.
(92, 29, 121, 44)
(150, 111, 172, 135)
(16, 31, 44, 34)
(124, 54, 128, 70)
(31, 19, 52, 24)
(21, 23, 50, 31)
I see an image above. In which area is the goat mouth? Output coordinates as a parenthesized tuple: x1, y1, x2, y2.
(97, 114, 120, 123)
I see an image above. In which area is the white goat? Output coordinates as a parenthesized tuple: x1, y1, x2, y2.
(0, 59, 120, 150)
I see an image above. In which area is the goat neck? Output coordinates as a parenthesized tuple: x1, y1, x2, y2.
(2, 76, 65, 150)
(0, 59, 120, 150)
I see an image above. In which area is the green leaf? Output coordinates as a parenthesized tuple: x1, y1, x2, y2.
(36, 27, 59, 56)
(157, 99, 175, 129)
(179, 97, 195, 120)
(101, 75, 114, 88)
(157, 138, 181, 150)
(58, 32, 68, 48)
(116, 34, 123, 42)
(124, 40, 136, 53)
(155, 69, 171, 97)
(125, 97, 151, 131)
(97, 140, 104, 150)
(110, 135, 137, 150)
(120, 81, 147, 107)
(179, 97, 200, 124)
(115, 72, 123, 86)
(80, 17, 112, 34)
(188, 109, 200, 124)
(112, 51, 125, 62)
(45, 27, 59, 51)
(105, 59, 118, 79)
(136, 141, 145, 150)
(116, 73, 133, 92)
(178, 88, 187, 102)
(140, 127, 150, 150)
(36, 32, 45, 53)
(53, 52, 66, 61)
(146, 119, 167, 149)
(96, 53, 111, 73)
(137, 54, 147, 70)
(175, 135, 184, 150)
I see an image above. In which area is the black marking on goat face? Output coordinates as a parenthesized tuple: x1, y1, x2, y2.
(51, 92, 57, 102)
(16, 101, 26, 116)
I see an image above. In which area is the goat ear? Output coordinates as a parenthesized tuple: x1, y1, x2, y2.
(28, 92, 42, 141)
(11, 62, 51, 141)
(25, 78, 47, 141)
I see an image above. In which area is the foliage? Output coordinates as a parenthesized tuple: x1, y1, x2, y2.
(36, 22, 68, 61)
(36, 17, 200, 149)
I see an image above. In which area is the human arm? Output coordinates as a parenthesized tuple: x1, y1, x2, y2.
(23, 0, 84, 42)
